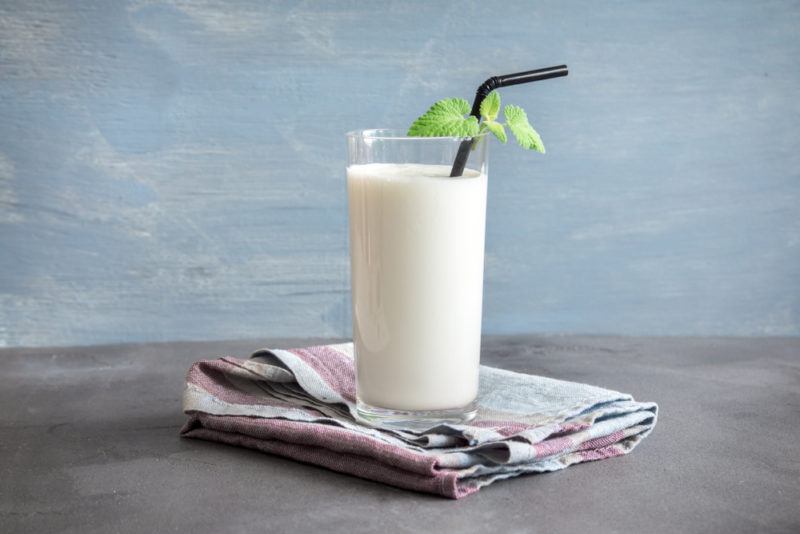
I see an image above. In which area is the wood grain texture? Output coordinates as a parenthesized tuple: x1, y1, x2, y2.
(1, 0, 798, 346)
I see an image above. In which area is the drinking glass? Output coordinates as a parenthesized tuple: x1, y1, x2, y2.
(346, 129, 488, 428)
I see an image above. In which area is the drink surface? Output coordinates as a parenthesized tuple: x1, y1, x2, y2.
(347, 163, 487, 411)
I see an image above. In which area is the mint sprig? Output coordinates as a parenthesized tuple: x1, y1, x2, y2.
(407, 90, 545, 153)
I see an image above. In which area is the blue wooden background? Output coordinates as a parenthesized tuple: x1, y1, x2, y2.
(1, 0, 798, 347)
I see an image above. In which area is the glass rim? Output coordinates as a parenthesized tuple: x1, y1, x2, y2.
(346, 128, 487, 141)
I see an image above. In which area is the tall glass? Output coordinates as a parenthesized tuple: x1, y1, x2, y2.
(346, 129, 488, 428)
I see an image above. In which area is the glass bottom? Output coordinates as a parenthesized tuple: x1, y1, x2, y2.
(355, 398, 478, 431)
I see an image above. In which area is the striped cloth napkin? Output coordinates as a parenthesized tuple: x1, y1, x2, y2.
(181, 342, 657, 499)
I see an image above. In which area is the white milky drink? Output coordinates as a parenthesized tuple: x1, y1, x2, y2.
(347, 163, 487, 411)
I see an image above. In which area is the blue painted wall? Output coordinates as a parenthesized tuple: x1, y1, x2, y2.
(1, 0, 798, 347)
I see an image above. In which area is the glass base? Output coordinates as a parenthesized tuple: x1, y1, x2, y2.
(355, 398, 478, 431)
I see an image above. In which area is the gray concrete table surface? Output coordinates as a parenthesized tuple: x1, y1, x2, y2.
(1, 336, 798, 534)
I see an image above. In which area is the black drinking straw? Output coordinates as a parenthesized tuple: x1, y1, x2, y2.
(449, 65, 569, 177)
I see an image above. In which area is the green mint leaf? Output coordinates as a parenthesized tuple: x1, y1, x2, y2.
(479, 90, 501, 121)
(408, 98, 479, 137)
(484, 121, 507, 143)
(504, 104, 545, 153)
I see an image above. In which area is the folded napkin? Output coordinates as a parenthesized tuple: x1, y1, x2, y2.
(181, 342, 657, 499)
